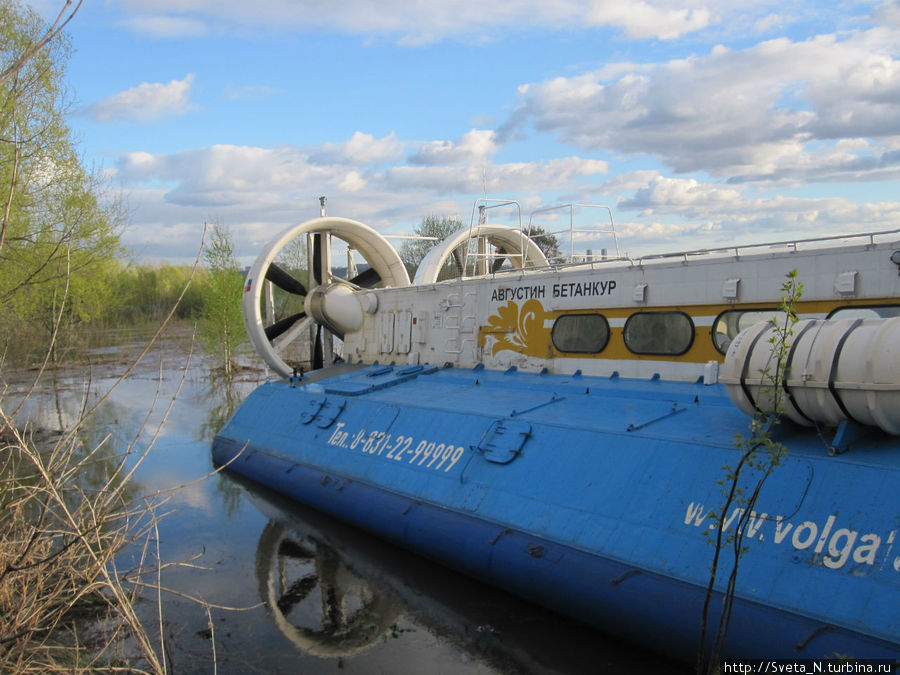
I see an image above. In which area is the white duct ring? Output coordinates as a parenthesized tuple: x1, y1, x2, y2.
(243, 217, 409, 378)
(413, 224, 549, 285)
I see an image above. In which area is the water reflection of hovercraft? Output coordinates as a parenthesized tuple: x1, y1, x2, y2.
(244, 477, 685, 674)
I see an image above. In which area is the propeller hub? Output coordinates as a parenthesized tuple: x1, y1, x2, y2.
(305, 282, 365, 339)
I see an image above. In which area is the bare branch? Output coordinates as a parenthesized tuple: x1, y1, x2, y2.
(0, 116, 19, 253)
(0, 1, 84, 89)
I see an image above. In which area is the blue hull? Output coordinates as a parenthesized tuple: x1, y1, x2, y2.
(212, 363, 900, 662)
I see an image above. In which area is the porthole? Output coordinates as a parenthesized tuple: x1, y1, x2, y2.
(827, 305, 900, 320)
(712, 308, 784, 355)
(551, 314, 609, 353)
(623, 311, 694, 356)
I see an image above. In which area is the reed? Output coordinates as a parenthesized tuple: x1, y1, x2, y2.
(0, 395, 167, 673)
(0, 253, 206, 673)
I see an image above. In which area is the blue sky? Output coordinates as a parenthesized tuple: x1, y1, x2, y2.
(28, 0, 900, 263)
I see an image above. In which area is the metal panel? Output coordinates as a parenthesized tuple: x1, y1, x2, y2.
(396, 310, 412, 354)
(476, 419, 532, 464)
(380, 311, 395, 353)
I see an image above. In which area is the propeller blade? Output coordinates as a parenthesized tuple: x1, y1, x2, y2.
(265, 312, 306, 341)
(276, 574, 319, 614)
(349, 267, 381, 288)
(312, 234, 323, 285)
(313, 324, 324, 370)
(265, 263, 306, 296)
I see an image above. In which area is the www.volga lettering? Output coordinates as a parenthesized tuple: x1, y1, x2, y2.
(684, 502, 899, 573)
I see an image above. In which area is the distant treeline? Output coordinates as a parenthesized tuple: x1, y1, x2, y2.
(111, 263, 208, 323)
(0, 261, 244, 366)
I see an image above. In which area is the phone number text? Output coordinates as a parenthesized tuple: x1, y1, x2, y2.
(326, 422, 466, 473)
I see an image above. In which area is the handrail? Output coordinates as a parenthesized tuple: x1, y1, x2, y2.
(463, 199, 525, 276)
(632, 227, 900, 265)
(408, 199, 899, 279)
(382, 235, 441, 241)
(483, 225, 900, 276)
(527, 203, 620, 262)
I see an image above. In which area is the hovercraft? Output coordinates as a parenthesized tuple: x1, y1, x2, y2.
(214, 199, 900, 662)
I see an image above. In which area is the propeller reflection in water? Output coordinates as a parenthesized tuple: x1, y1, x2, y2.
(241, 478, 687, 674)
(256, 522, 400, 659)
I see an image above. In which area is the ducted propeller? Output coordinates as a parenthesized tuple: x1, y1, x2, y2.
(243, 217, 410, 378)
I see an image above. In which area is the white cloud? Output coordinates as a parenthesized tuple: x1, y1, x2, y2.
(108, 131, 611, 261)
(107, 130, 893, 264)
(752, 13, 795, 34)
(86, 74, 198, 123)
(114, 0, 715, 43)
(115, 141, 604, 204)
(120, 14, 208, 37)
(616, 220, 722, 247)
(603, 170, 900, 253)
(386, 156, 607, 195)
(338, 170, 367, 192)
(586, 0, 711, 40)
(501, 26, 900, 183)
(117, 144, 337, 206)
(223, 84, 282, 101)
(310, 132, 404, 166)
(873, 0, 900, 28)
(408, 129, 498, 165)
(618, 174, 743, 215)
(78, 2, 900, 265)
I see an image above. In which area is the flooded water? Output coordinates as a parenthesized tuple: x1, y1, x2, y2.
(2, 326, 688, 674)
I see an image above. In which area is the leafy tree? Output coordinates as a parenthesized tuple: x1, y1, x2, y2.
(275, 236, 308, 278)
(526, 225, 563, 263)
(110, 264, 203, 323)
(697, 271, 803, 673)
(0, 0, 82, 91)
(0, 0, 123, 362)
(198, 224, 246, 378)
(399, 215, 463, 279)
